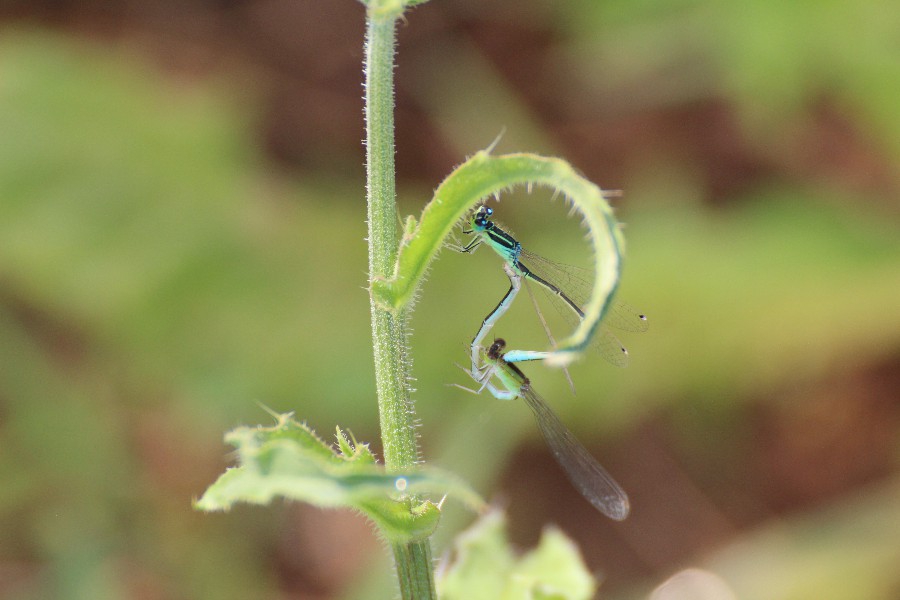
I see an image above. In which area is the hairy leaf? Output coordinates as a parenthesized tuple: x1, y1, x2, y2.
(196, 413, 483, 542)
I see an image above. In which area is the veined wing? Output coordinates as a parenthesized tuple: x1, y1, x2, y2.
(518, 249, 647, 367)
(519, 248, 648, 333)
(520, 384, 630, 521)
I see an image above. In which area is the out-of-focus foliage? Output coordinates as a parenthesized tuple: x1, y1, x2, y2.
(703, 479, 900, 600)
(437, 509, 595, 600)
(517, 0, 900, 168)
(0, 30, 375, 600)
(1, 0, 899, 596)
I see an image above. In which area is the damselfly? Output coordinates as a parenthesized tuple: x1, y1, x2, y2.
(461, 205, 647, 368)
(463, 336, 630, 520)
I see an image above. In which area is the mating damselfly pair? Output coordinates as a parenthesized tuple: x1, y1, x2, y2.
(454, 204, 646, 521)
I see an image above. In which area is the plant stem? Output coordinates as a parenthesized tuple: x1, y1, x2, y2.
(365, 13, 414, 471)
(364, 10, 436, 600)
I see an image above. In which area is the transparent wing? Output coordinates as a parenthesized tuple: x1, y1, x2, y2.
(593, 327, 630, 368)
(518, 249, 646, 366)
(522, 274, 577, 393)
(524, 278, 629, 367)
(520, 248, 648, 332)
(520, 385, 630, 521)
(517, 248, 593, 311)
(604, 301, 649, 333)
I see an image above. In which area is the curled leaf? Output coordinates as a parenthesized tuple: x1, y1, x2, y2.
(371, 151, 623, 366)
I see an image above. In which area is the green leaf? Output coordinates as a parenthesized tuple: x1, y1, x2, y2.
(363, 0, 406, 18)
(438, 510, 596, 600)
(195, 413, 483, 542)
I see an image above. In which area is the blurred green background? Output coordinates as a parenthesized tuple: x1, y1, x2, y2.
(1, 0, 899, 599)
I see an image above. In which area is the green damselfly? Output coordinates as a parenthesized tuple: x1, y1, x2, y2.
(463, 336, 630, 520)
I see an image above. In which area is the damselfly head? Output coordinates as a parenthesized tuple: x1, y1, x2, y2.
(487, 338, 506, 359)
(472, 205, 494, 229)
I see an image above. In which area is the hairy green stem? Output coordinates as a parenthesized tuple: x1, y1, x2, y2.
(364, 9, 436, 599)
(365, 12, 416, 478)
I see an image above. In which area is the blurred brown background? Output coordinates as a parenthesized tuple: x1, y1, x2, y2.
(1, 0, 899, 599)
